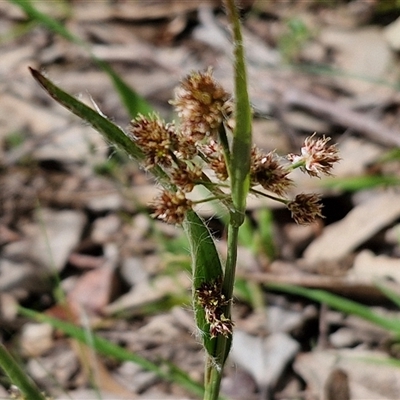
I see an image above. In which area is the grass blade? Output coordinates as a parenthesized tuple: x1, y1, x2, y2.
(321, 175, 400, 191)
(18, 307, 205, 398)
(375, 282, 400, 310)
(267, 283, 400, 335)
(29, 68, 169, 184)
(0, 341, 47, 400)
(94, 58, 154, 118)
(29, 68, 142, 159)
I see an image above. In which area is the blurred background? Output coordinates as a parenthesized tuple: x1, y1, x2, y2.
(1, 1, 400, 399)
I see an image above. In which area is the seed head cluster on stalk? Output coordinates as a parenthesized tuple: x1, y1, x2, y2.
(128, 68, 340, 229)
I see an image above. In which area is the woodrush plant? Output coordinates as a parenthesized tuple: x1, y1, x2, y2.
(8, 1, 340, 399)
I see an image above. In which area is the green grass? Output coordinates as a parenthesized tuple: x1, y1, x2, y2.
(18, 307, 209, 399)
(267, 282, 400, 337)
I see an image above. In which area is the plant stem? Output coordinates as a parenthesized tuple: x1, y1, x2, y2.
(224, 0, 252, 216)
(203, 355, 223, 400)
(223, 221, 240, 313)
(0, 341, 47, 400)
(203, 2, 252, 399)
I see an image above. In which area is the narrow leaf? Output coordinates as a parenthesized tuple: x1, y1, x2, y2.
(29, 69, 140, 156)
(0, 341, 47, 400)
(321, 175, 400, 191)
(29, 68, 169, 184)
(183, 211, 224, 357)
(18, 307, 205, 398)
(267, 283, 400, 334)
(375, 282, 400, 310)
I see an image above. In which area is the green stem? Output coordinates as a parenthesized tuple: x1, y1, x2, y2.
(202, 218, 239, 400)
(203, 355, 223, 400)
(249, 187, 290, 204)
(0, 342, 47, 400)
(202, 2, 252, 399)
(222, 221, 240, 314)
(225, 0, 252, 216)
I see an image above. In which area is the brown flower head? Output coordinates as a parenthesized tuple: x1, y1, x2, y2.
(170, 164, 203, 192)
(200, 140, 229, 181)
(287, 193, 324, 225)
(209, 315, 234, 338)
(174, 131, 198, 160)
(129, 114, 176, 168)
(288, 133, 340, 177)
(152, 190, 192, 224)
(251, 148, 292, 196)
(196, 278, 233, 338)
(171, 68, 231, 141)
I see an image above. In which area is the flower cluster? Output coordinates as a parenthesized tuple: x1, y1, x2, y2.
(196, 278, 233, 338)
(152, 190, 193, 225)
(129, 115, 177, 169)
(288, 193, 324, 225)
(250, 148, 292, 196)
(288, 133, 340, 178)
(170, 67, 231, 140)
(128, 69, 339, 226)
(129, 69, 233, 224)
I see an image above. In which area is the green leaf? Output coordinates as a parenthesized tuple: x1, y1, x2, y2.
(321, 175, 400, 191)
(257, 208, 277, 260)
(29, 69, 140, 156)
(94, 59, 154, 118)
(267, 283, 400, 335)
(11, 0, 153, 117)
(0, 341, 47, 400)
(29, 68, 169, 184)
(183, 211, 225, 358)
(9, 0, 78, 43)
(375, 282, 400, 310)
(18, 307, 205, 398)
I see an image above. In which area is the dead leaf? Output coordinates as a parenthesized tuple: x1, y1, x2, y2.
(304, 192, 400, 262)
(294, 349, 400, 400)
(230, 330, 300, 392)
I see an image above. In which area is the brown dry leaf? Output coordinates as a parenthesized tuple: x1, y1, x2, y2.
(304, 191, 400, 262)
(230, 330, 300, 393)
(70, 341, 134, 399)
(20, 322, 54, 358)
(319, 27, 395, 98)
(384, 16, 400, 50)
(74, 0, 220, 21)
(67, 264, 119, 315)
(104, 272, 190, 317)
(55, 390, 132, 400)
(348, 250, 400, 285)
(26, 208, 87, 273)
(294, 349, 400, 400)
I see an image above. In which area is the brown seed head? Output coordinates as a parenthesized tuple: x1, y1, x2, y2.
(170, 164, 203, 192)
(287, 193, 324, 225)
(201, 140, 229, 181)
(251, 148, 292, 196)
(152, 190, 192, 224)
(171, 68, 231, 141)
(196, 278, 233, 338)
(129, 114, 176, 168)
